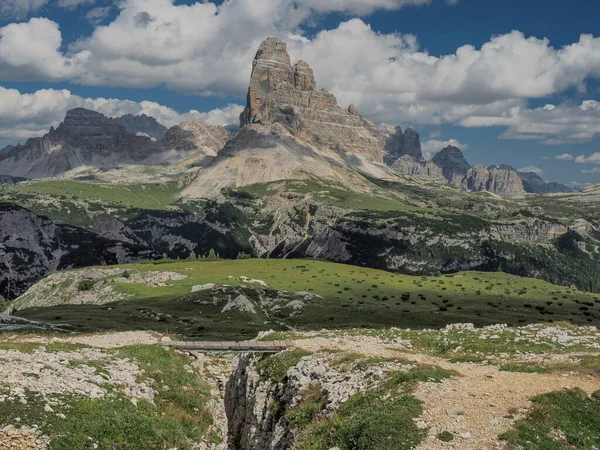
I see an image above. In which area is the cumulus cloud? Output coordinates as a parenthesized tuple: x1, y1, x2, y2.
(0, 86, 243, 142)
(462, 100, 600, 144)
(554, 153, 574, 160)
(0, 18, 86, 81)
(0, 0, 48, 18)
(518, 166, 545, 175)
(575, 152, 600, 164)
(421, 138, 467, 159)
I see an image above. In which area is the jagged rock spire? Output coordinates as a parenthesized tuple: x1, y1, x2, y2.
(238, 37, 386, 163)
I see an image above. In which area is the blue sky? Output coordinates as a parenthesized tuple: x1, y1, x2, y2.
(1, 0, 600, 185)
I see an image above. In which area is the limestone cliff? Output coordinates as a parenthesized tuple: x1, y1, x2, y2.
(391, 155, 444, 180)
(239, 37, 386, 164)
(384, 127, 424, 164)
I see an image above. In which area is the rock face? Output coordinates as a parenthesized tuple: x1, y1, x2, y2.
(391, 155, 444, 180)
(239, 37, 385, 163)
(384, 127, 424, 165)
(518, 171, 572, 194)
(432, 146, 471, 186)
(462, 165, 525, 197)
(0, 109, 229, 179)
(432, 147, 525, 197)
(225, 351, 415, 450)
(0, 204, 155, 299)
(114, 114, 168, 141)
(486, 166, 525, 196)
(184, 37, 399, 198)
(161, 121, 231, 167)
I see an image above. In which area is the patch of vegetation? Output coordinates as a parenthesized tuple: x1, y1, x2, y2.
(0, 342, 89, 353)
(438, 431, 454, 442)
(285, 383, 325, 430)
(0, 345, 217, 449)
(77, 279, 95, 291)
(329, 353, 396, 372)
(499, 364, 550, 374)
(257, 349, 313, 382)
(500, 388, 600, 449)
(295, 364, 455, 450)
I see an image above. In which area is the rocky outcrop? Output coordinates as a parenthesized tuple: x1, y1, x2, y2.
(225, 351, 415, 450)
(462, 165, 525, 197)
(517, 171, 572, 194)
(391, 155, 444, 180)
(114, 114, 168, 141)
(432, 146, 471, 186)
(384, 127, 424, 164)
(486, 166, 525, 196)
(162, 121, 231, 167)
(463, 164, 490, 191)
(0, 204, 155, 299)
(239, 37, 385, 164)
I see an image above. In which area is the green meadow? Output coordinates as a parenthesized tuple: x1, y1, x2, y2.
(13, 259, 600, 340)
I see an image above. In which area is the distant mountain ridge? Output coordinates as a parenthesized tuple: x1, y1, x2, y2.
(0, 109, 230, 179)
(114, 114, 168, 140)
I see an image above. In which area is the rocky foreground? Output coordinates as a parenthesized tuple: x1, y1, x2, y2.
(0, 323, 599, 449)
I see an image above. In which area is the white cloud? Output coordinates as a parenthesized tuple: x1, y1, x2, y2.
(291, 0, 431, 16)
(0, 0, 48, 18)
(0, 85, 243, 142)
(518, 166, 545, 175)
(575, 153, 600, 164)
(421, 138, 467, 159)
(581, 166, 600, 174)
(462, 100, 600, 144)
(555, 153, 574, 160)
(0, 18, 86, 81)
(86, 6, 112, 24)
(56, 0, 96, 9)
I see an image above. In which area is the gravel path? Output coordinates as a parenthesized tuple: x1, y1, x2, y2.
(292, 335, 600, 450)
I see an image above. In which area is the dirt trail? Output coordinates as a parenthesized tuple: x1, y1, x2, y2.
(292, 335, 600, 450)
(7, 331, 160, 348)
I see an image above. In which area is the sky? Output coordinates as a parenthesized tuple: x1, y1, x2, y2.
(1, 0, 600, 186)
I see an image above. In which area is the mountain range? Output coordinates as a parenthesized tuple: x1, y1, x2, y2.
(0, 37, 597, 301)
(0, 37, 570, 196)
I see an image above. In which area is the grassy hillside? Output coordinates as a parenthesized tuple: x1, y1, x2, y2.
(0, 180, 183, 226)
(12, 259, 600, 340)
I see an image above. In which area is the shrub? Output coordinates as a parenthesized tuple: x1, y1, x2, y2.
(78, 280, 95, 291)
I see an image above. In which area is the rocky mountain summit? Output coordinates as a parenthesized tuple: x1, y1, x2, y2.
(239, 37, 387, 164)
(183, 37, 405, 198)
(114, 113, 168, 140)
(432, 146, 472, 186)
(0, 109, 230, 180)
(384, 126, 424, 164)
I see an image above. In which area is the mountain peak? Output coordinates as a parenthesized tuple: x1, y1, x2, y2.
(254, 36, 291, 65)
(238, 37, 385, 163)
(432, 145, 471, 185)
